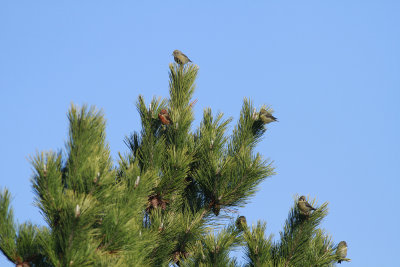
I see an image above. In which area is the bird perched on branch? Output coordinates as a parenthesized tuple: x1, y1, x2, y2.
(336, 241, 348, 263)
(259, 108, 277, 124)
(297, 195, 316, 215)
(173, 50, 192, 65)
(158, 109, 171, 125)
(236, 216, 247, 231)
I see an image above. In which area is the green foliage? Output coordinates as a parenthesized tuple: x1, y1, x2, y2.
(0, 188, 17, 263)
(183, 224, 242, 267)
(243, 221, 274, 266)
(0, 189, 51, 266)
(0, 61, 347, 266)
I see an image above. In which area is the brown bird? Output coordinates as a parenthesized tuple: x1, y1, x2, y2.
(236, 216, 247, 231)
(259, 108, 277, 124)
(297, 196, 316, 215)
(336, 241, 348, 264)
(158, 109, 171, 125)
(173, 50, 192, 65)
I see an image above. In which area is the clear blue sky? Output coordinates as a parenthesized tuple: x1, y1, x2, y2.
(1, 1, 399, 266)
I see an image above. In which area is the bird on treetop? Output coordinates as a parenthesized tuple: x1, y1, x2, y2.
(297, 195, 316, 215)
(336, 241, 348, 264)
(259, 108, 278, 124)
(158, 109, 171, 125)
(173, 50, 192, 65)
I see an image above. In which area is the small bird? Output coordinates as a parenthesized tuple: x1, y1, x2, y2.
(236, 216, 247, 231)
(158, 109, 171, 125)
(259, 108, 277, 124)
(297, 196, 316, 215)
(172, 50, 192, 65)
(336, 241, 348, 264)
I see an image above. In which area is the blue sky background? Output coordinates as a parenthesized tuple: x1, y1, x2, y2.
(1, 1, 399, 266)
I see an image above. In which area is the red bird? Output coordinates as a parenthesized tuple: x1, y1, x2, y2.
(158, 109, 171, 125)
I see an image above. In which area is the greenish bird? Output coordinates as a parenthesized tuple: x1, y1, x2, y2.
(297, 195, 316, 215)
(173, 50, 192, 65)
(259, 108, 277, 124)
(336, 241, 347, 263)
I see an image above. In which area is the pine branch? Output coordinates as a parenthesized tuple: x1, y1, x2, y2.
(64, 104, 113, 195)
(167, 64, 198, 149)
(182, 224, 241, 267)
(277, 197, 329, 266)
(0, 188, 17, 263)
(31, 152, 63, 229)
(228, 98, 266, 156)
(243, 221, 274, 266)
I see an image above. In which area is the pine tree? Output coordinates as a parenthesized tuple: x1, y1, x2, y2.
(0, 60, 350, 266)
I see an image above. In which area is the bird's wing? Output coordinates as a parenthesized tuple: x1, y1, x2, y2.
(182, 53, 191, 62)
(305, 202, 315, 209)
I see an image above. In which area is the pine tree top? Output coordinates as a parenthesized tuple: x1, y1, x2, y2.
(0, 60, 348, 267)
